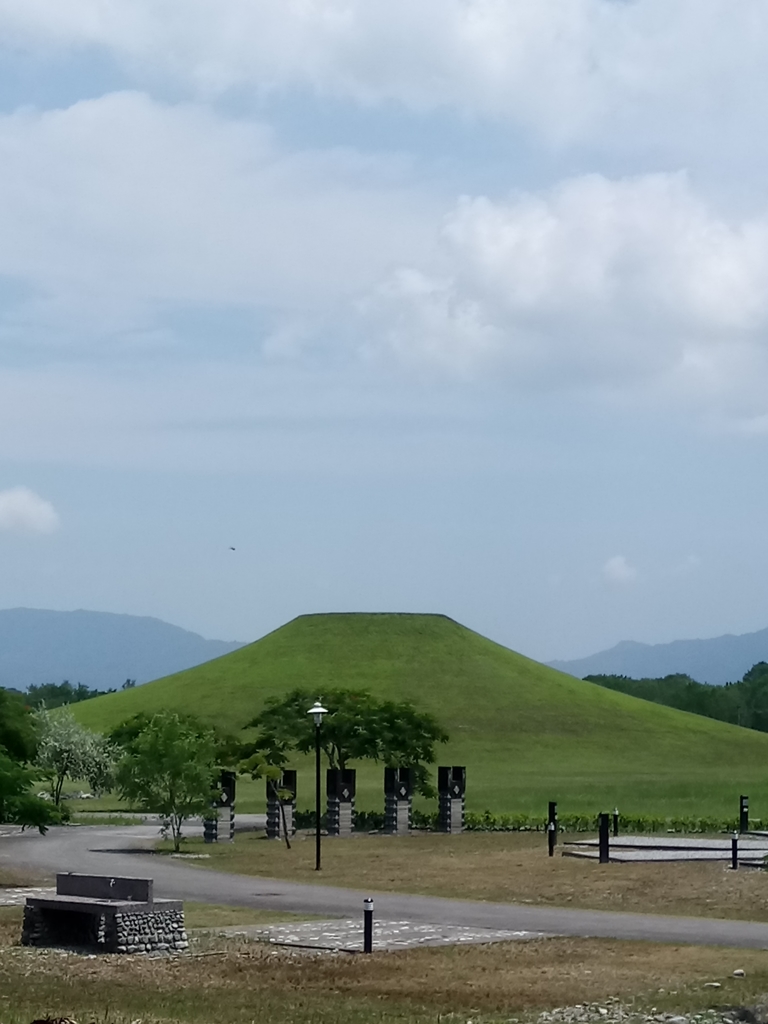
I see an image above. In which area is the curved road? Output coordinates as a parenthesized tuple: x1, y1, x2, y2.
(3, 825, 768, 950)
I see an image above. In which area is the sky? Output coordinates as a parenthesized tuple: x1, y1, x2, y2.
(2, 0, 768, 662)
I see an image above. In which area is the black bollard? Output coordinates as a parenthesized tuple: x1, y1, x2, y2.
(548, 801, 558, 847)
(363, 898, 374, 953)
(612, 807, 619, 837)
(740, 795, 749, 834)
(731, 831, 739, 870)
(598, 813, 610, 864)
(548, 821, 556, 857)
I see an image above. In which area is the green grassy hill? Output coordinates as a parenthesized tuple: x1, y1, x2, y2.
(73, 613, 768, 817)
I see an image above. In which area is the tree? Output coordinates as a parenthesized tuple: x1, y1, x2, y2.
(0, 748, 59, 832)
(26, 681, 115, 710)
(0, 687, 37, 762)
(248, 688, 448, 796)
(34, 706, 116, 805)
(115, 711, 218, 852)
(0, 691, 58, 831)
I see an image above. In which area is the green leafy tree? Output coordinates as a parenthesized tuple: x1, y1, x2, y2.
(248, 688, 448, 796)
(0, 748, 59, 832)
(0, 691, 58, 831)
(115, 711, 218, 852)
(0, 687, 37, 762)
(34, 706, 116, 805)
(26, 681, 115, 710)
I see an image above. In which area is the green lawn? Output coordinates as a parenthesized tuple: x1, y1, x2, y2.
(73, 612, 768, 818)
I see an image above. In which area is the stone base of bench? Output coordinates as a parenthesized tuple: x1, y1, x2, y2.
(22, 899, 188, 954)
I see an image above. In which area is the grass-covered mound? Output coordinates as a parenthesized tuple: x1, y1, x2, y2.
(73, 613, 768, 816)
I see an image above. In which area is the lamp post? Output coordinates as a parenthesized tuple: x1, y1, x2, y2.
(307, 700, 328, 870)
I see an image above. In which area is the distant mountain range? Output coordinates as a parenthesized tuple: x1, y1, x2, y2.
(549, 626, 768, 685)
(0, 608, 245, 691)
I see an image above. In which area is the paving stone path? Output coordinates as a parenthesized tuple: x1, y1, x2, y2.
(564, 835, 768, 864)
(221, 918, 547, 951)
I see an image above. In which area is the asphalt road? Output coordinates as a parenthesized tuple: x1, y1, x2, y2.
(3, 824, 768, 950)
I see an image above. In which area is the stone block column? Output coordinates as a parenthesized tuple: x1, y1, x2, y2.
(327, 768, 356, 836)
(438, 766, 466, 833)
(384, 767, 413, 834)
(205, 769, 236, 842)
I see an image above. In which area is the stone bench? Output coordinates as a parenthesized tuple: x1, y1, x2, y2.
(21, 873, 187, 954)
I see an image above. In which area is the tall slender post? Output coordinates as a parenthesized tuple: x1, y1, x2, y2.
(731, 831, 739, 870)
(740, 795, 749, 834)
(598, 812, 610, 864)
(613, 807, 619, 837)
(548, 801, 558, 846)
(315, 723, 321, 871)
(307, 700, 328, 872)
(363, 898, 374, 953)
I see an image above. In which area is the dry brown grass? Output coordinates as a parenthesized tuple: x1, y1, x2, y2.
(1, 931, 767, 1024)
(0, 864, 50, 888)
(164, 830, 768, 921)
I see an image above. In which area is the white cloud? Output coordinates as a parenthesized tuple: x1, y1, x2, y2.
(0, 486, 59, 533)
(602, 555, 636, 584)
(2, 0, 768, 159)
(369, 172, 768, 409)
(0, 91, 437, 348)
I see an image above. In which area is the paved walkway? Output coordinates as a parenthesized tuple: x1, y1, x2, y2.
(222, 919, 547, 951)
(4, 825, 768, 950)
(565, 834, 768, 865)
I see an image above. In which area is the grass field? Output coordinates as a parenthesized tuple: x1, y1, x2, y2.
(156, 829, 768, 922)
(72, 612, 768, 818)
(0, 902, 766, 1024)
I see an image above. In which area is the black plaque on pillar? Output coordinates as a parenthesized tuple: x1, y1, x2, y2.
(385, 767, 413, 799)
(438, 766, 466, 797)
(219, 770, 236, 806)
(280, 770, 297, 800)
(327, 768, 357, 801)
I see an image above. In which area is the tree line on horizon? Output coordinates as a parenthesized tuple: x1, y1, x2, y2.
(586, 661, 768, 731)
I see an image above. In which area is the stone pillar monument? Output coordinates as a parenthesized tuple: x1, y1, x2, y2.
(219, 770, 236, 842)
(438, 766, 466, 833)
(204, 769, 236, 842)
(384, 767, 413, 833)
(266, 769, 296, 840)
(327, 768, 356, 836)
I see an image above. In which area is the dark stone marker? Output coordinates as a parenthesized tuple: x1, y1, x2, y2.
(613, 807, 619, 837)
(205, 769, 236, 843)
(266, 769, 297, 840)
(438, 766, 466, 833)
(57, 874, 152, 903)
(732, 831, 739, 870)
(598, 812, 610, 864)
(740, 795, 749, 834)
(548, 801, 558, 846)
(363, 897, 373, 953)
(548, 821, 556, 857)
(384, 767, 413, 833)
(327, 768, 356, 836)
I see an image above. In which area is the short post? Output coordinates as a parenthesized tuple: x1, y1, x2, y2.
(613, 807, 619, 837)
(547, 820, 556, 857)
(363, 898, 374, 953)
(548, 801, 558, 846)
(598, 812, 610, 864)
(740, 795, 749, 834)
(731, 831, 739, 870)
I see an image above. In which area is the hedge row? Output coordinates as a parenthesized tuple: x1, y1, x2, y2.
(294, 807, 760, 834)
